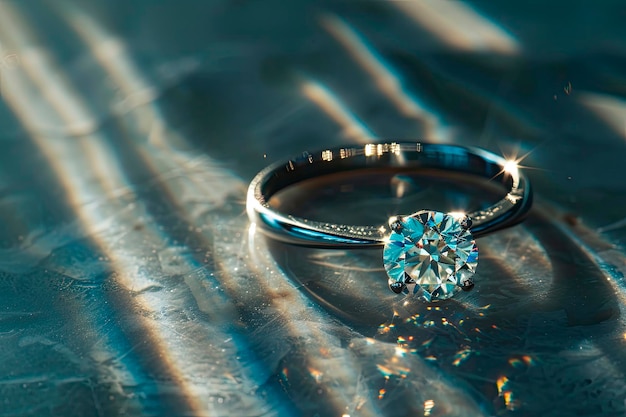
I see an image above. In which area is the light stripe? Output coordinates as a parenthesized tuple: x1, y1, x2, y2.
(577, 91, 626, 139)
(300, 78, 376, 143)
(55, 9, 384, 410)
(391, 0, 519, 54)
(51, 3, 290, 413)
(320, 13, 443, 139)
(0, 3, 210, 415)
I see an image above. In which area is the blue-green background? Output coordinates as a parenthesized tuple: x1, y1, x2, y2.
(0, 1, 625, 416)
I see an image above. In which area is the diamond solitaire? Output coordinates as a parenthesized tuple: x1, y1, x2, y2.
(247, 142, 532, 302)
(383, 210, 478, 302)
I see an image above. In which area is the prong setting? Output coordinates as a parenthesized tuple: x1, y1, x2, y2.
(459, 215, 473, 230)
(388, 216, 404, 233)
(389, 280, 405, 294)
(460, 278, 474, 291)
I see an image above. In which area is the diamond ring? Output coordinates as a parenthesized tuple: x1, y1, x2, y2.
(247, 142, 532, 302)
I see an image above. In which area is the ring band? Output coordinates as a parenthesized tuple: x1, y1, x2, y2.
(247, 142, 533, 301)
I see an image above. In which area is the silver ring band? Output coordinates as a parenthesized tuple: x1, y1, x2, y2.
(247, 142, 532, 248)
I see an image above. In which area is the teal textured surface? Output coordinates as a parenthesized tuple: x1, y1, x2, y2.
(0, 1, 624, 416)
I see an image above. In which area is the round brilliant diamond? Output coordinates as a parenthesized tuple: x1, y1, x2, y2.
(383, 210, 478, 301)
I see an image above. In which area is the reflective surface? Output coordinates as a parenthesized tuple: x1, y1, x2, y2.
(0, 1, 625, 416)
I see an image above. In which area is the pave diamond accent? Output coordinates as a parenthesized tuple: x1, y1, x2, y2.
(383, 210, 478, 302)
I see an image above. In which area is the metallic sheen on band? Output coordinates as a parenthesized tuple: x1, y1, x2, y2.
(246, 142, 533, 247)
